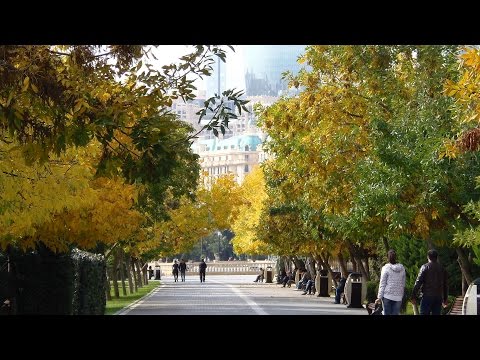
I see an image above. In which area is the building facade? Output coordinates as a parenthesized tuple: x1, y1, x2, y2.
(191, 134, 265, 184)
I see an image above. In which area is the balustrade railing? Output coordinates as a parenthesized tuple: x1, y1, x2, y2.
(150, 260, 276, 276)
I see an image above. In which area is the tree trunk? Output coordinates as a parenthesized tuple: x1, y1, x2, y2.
(284, 257, 293, 272)
(347, 242, 369, 280)
(456, 247, 473, 285)
(350, 254, 357, 272)
(125, 254, 134, 294)
(306, 256, 316, 278)
(382, 237, 390, 251)
(364, 257, 370, 279)
(338, 252, 349, 279)
(119, 248, 127, 296)
(105, 266, 112, 301)
(112, 249, 120, 298)
(462, 273, 468, 296)
(292, 256, 305, 271)
(315, 253, 336, 286)
(131, 257, 138, 293)
(141, 262, 148, 285)
(135, 259, 143, 287)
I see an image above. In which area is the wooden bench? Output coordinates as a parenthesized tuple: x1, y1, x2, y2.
(448, 296, 464, 315)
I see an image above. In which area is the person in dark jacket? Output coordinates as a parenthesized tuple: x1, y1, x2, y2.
(334, 273, 347, 304)
(179, 259, 187, 282)
(172, 260, 179, 282)
(411, 249, 448, 315)
(199, 258, 207, 282)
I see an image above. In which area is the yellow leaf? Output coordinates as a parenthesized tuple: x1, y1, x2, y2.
(22, 76, 30, 92)
(31, 83, 38, 93)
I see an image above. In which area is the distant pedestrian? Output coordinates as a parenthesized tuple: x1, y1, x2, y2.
(199, 258, 207, 282)
(375, 249, 406, 315)
(179, 259, 187, 282)
(172, 260, 179, 282)
(334, 273, 347, 304)
(411, 249, 448, 315)
(148, 266, 154, 280)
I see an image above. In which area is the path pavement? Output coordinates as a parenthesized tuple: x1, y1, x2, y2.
(118, 275, 367, 315)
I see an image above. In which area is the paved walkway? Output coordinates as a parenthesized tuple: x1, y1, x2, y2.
(119, 275, 367, 315)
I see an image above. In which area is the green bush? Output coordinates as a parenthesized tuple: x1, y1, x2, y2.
(366, 280, 378, 303)
(1, 246, 105, 314)
(11, 246, 74, 315)
(400, 283, 414, 314)
(71, 249, 106, 315)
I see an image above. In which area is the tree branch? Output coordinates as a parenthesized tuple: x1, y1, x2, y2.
(2, 171, 35, 181)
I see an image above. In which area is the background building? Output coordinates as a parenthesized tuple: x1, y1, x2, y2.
(171, 46, 305, 184)
(243, 45, 305, 96)
(191, 134, 264, 184)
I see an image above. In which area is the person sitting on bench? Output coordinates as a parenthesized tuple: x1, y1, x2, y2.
(296, 269, 311, 290)
(281, 271, 294, 287)
(254, 268, 264, 282)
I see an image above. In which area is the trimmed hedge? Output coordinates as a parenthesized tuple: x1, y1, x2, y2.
(71, 249, 106, 315)
(0, 247, 105, 315)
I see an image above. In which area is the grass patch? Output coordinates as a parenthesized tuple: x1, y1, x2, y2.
(105, 280, 160, 315)
(404, 303, 415, 315)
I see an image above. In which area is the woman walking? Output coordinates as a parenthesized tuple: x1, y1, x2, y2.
(375, 249, 406, 315)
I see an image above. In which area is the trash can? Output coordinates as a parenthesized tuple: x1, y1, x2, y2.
(155, 265, 161, 280)
(265, 266, 273, 283)
(345, 272, 365, 308)
(462, 278, 480, 315)
(317, 269, 330, 297)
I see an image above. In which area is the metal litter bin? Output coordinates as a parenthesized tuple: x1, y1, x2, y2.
(317, 269, 330, 297)
(155, 265, 161, 280)
(265, 266, 273, 283)
(345, 272, 365, 308)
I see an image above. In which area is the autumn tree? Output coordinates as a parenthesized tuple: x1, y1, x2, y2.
(0, 45, 247, 253)
(137, 174, 244, 259)
(231, 165, 270, 255)
(258, 46, 480, 290)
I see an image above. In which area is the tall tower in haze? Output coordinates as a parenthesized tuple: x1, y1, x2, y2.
(243, 45, 305, 96)
(205, 56, 227, 98)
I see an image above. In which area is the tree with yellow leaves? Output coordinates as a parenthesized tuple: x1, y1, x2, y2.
(231, 165, 269, 255)
(138, 174, 244, 259)
(259, 46, 480, 289)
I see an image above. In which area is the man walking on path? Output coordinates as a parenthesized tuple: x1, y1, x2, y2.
(199, 258, 207, 283)
(179, 259, 187, 282)
(411, 249, 448, 315)
(172, 260, 179, 282)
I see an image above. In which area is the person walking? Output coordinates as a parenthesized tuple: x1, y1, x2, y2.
(172, 260, 179, 282)
(179, 259, 187, 282)
(199, 258, 207, 283)
(334, 273, 347, 304)
(375, 249, 406, 315)
(411, 249, 448, 315)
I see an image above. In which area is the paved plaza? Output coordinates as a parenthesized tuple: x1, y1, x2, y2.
(118, 275, 367, 315)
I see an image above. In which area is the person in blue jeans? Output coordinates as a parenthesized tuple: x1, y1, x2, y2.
(375, 249, 406, 315)
(411, 249, 448, 315)
(334, 273, 347, 304)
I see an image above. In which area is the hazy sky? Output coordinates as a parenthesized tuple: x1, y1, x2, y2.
(149, 45, 245, 93)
